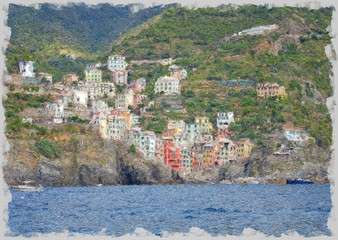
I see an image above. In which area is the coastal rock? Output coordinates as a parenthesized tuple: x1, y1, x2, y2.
(3, 161, 35, 186)
(37, 162, 64, 186)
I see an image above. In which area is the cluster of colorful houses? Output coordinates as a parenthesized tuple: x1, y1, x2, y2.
(17, 56, 308, 172)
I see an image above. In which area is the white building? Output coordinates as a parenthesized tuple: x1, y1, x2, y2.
(167, 120, 186, 132)
(73, 90, 88, 106)
(283, 124, 308, 142)
(184, 124, 202, 142)
(217, 112, 235, 128)
(91, 100, 108, 114)
(154, 76, 180, 95)
(233, 24, 279, 37)
(116, 89, 135, 109)
(140, 131, 156, 156)
(54, 104, 64, 118)
(20, 61, 36, 77)
(100, 115, 128, 140)
(53, 104, 64, 124)
(131, 114, 140, 127)
(108, 55, 126, 72)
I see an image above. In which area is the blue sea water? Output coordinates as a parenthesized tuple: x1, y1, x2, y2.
(7, 183, 332, 237)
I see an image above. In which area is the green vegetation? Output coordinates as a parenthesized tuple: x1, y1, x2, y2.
(128, 144, 137, 154)
(36, 139, 61, 158)
(67, 116, 90, 124)
(4, 92, 53, 135)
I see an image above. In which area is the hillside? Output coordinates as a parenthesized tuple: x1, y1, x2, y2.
(5, 3, 175, 80)
(111, 5, 333, 149)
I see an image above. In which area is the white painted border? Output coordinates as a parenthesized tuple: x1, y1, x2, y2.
(0, 0, 337, 239)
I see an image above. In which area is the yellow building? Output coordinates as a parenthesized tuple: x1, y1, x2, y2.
(203, 143, 217, 168)
(110, 110, 132, 130)
(85, 67, 102, 86)
(256, 83, 286, 98)
(236, 139, 254, 160)
(195, 117, 213, 134)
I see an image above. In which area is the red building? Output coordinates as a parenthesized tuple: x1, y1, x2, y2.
(164, 139, 181, 170)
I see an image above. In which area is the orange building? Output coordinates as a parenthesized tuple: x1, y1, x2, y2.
(203, 143, 217, 168)
(256, 83, 286, 98)
(162, 128, 179, 139)
(110, 110, 132, 130)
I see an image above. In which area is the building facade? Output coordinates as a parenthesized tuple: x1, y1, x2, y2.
(116, 89, 135, 110)
(217, 112, 235, 128)
(100, 115, 128, 140)
(195, 117, 213, 134)
(154, 76, 180, 95)
(236, 139, 254, 160)
(282, 124, 308, 142)
(112, 69, 128, 85)
(85, 68, 102, 86)
(256, 83, 286, 98)
(108, 55, 126, 72)
(38, 72, 53, 84)
(169, 65, 188, 81)
(62, 74, 78, 86)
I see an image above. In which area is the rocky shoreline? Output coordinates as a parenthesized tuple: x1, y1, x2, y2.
(3, 132, 331, 187)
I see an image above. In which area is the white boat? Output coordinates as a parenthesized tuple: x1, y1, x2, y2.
(12, 184, 43, 192)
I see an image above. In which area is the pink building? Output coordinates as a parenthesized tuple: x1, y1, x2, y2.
(126, 78, 146, 93)
(217, 127, 230, 139)
(112, 69, 128, 85)
(134, 94, 147, 107)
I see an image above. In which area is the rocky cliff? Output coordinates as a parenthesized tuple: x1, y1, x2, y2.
(3, 127, 184, 187)
(3, 133, 330, 187)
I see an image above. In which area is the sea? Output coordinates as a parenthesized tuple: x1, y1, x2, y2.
(7, 183, 332, 237)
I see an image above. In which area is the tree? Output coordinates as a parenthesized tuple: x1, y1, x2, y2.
(128, 144, 136, 154)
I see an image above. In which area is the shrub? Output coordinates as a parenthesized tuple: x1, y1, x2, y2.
(35, 140, 61, 159)
(128, 144, 136, 154)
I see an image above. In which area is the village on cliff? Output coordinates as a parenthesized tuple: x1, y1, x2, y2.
(7, 54, 309, 173)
